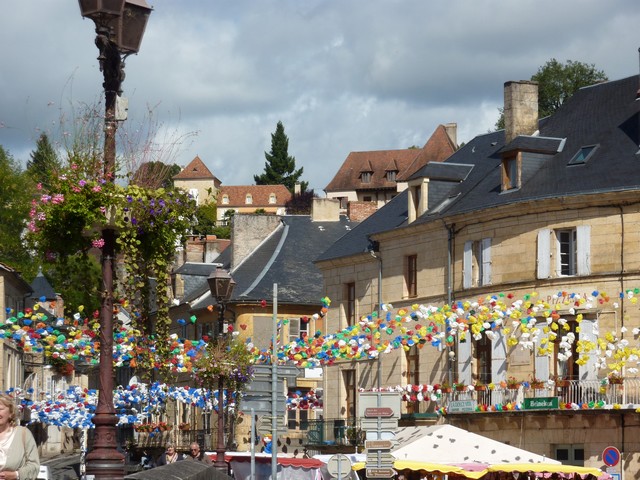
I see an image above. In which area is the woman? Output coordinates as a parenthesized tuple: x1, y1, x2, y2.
(0, 394, 40, 480)
(155, 443, 184, 466)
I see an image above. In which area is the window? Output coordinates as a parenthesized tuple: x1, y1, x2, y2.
(343, 369, 356, 418)
(502, 155, 519, 191)
(245, 194, 253, 204)
(189, 188, 200, 204)
(289, 317, 309, 342)
(463, 239, 491, 289)
(361, 171, 372, 183)
(555, 444, 585, 466)
(288, 388, 310, 430)
(221, 195, 229, 205)
(474, 335, 492, 385)
(568, 145, 597, 165)
(339, 197, 348, 209)
(406, 346, 420, 414)
(386, 170, 397, 182)
(405, 255, 417, 298)
(363, 196, 372, 202)
(552, 315, 597, 382)
(269, 193, 276, 204)
(537, 226, 590, 279)
(345, 282, 356, 326)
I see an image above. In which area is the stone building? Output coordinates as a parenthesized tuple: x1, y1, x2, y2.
(315, 75, 640, 473)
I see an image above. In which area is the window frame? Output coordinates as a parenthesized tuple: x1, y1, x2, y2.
(345, 282, 356, 326)
(405, 254, 418, 298)
(361, 171, 372, 183)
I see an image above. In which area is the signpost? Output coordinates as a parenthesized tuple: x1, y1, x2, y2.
(359, 392, 399, 479)
(602, 446, 621, 467)
(366, 468, 396, 478)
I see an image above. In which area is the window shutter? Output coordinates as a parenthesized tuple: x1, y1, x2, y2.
(481, 238, 492, 285)
(576, 225, 591, 276)
(579, 318, 598, 380)
(463, 241, 472, 289)
(289, 318, 300, 342)
(534, 351, 550, 383)
(457, 334, 472, 385)
(491, 331, 507, 384)
(537, 229, 551, 279)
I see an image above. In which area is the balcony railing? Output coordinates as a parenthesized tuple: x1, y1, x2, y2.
(440, 378, 640, 411)
(306, 418, 363, 447)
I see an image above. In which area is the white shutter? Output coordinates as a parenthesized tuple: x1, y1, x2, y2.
(579, 319, 598, 380)
(289, 318, 300, 342)
(576, 225, 591, 276)
(481, 238, 492, 286)
(491, 331, 507, 384)
(457, 334, 472, 385)
(534, 352, 550, 382)
(537, 229, 551, 279)
(463, 241, 473, 289)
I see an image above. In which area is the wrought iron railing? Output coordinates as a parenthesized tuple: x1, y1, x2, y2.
(306, 418, 363, 447)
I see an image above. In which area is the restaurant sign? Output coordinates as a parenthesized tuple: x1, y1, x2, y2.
(523, 397, 559, 410)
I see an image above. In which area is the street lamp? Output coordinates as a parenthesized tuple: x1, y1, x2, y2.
(207, 267, 236, 471)
(78, 1, 151, 478)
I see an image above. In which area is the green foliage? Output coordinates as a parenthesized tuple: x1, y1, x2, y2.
(532, 59, 608, 119)
(0, 145, 35, 276)
(27, 133, 61, 190)
(130, 161, 182, 189)
(193, 336, 254, 392)
(43, 254, 101, 315)
(494, 59, 608, 130)
(285, 189, 317, 214)
(193, 202, 217, 235)
(254, 121, 308, 193)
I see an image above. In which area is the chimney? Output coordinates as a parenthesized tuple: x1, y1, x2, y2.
(504, 80, 538, 144)
(294, 183, 301, 195)
(444, 123, 458, 148)
(311, 198, 340, 221)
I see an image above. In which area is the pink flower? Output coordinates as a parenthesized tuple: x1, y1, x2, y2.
(52, 194, 65, 204)
(40, 195, 51, 203)
(92, 185, 102, 192)
(92, 238, 105, 248)
(37, 183, 43, 190)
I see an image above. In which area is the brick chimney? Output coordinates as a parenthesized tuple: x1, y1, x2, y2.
(444, 122, 458, 148)
(504, 80, 538, 143)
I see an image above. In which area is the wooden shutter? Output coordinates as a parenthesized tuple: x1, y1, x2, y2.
(457, 334, 472, 385)
(481, 238, 492, 286)
(463, 241, 472, 289)
(491, 331, 507, 384)
(289, 318, 300, 342)
(537, 229, 551, 279)
(579, 318, 598, 380)
(576, 225, 591, 276)
(534, 351, 550, 382)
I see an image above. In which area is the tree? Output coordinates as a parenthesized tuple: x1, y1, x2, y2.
(130, 161, 181, 189)
(285, 189, 317, 215)
(0, 145, 34, 277)
(254, 121, 308, 193)
(27, 133, 61, 190)
(494, 59, 608, 130)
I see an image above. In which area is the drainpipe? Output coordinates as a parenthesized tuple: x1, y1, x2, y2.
(369, 240, 382, 389)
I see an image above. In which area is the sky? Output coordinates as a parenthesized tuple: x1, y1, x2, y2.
(1, 1, 639, 193)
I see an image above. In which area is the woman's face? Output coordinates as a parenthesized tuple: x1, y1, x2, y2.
(166, 446, 175, 455)
(0, 402, 12, 428)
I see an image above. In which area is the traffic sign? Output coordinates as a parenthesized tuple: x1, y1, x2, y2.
(366, 467, 395, 478)
(365, 452, 395, 465)
(360, 418, 399, 431)
(365, 440, 394, 450)
(326, 454, 352, 479)
(365, 407, 394, 418)
(603, 446, 621, 467)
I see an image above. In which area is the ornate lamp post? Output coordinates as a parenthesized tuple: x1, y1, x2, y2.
(78, 1, 151, 478)
(207, 267, 236, 471)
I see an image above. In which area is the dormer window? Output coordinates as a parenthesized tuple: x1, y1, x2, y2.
(269, 193, 276, 204)
(386, 170, 397, 182)
(502, 154, 520, 191)
(245, 194, 253, 204)
(221, 195, 229, 205)
(568, 145, 598, 165)
(361, 171, 372, 183)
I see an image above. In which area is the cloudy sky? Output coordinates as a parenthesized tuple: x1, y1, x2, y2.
(1, 1, 638, 192)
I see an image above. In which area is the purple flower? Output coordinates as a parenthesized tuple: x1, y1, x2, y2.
(79, 180, 87, 187)
(127, 196, 133, 203)
(131, 218, 138, 225)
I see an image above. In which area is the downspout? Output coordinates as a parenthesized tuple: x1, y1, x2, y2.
(443, 221, 455, 386)
(369, 242, 383, 389)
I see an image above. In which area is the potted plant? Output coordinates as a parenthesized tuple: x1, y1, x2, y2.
(178, 422, 191, 431)
(474, 380, 487, 391)
(454, 380, 467, 392)
(552, 375, 570, 387)
(608, 372, 624, 385)
(506, 376, 521, 389)
(438, 381, 452, 393)
(529, 376, 545, 390)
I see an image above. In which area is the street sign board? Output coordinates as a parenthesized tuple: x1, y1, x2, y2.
(359, 392, 401, 419)
(366, 468, 395, 478)
(365, 431, 396, 441)
(603, 446, 621, 467)
(365, 452, 395, 465)
(240, 396, 286, 415)
(245, 379, 284, 394)
(365, 440, 394, 450)
(360, 418, 399, 431)
(257, 415, 287, 436)
(253, 364, 302, 382)
(448, 400, 477, 413)
(523, 397, 559, 410)
(365, 407, 394, 418)
(326, 454, 352, 479)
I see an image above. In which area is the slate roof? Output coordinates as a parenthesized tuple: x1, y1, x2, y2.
(325, 125, 457, 193)
(317, 75, 640, 262)
(173, 155, 220, 182)
(29, 268, 57, 301)
(191, 216, 355, 309)
(218, 185, 292, 208)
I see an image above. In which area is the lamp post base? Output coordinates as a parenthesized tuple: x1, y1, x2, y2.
(86, 412, 125, 480)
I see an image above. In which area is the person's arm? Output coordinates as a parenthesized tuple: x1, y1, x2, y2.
(18, 428, 41, 480)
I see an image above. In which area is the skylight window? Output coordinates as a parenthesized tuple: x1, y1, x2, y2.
(568, 145, 598, 165)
